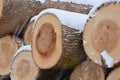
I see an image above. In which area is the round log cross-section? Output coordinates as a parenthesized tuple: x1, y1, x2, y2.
(70, 60, 105, 80)
(32, 13, 86, 69)
(0, 35, 18, 76)
(10, 47, 40, 80)
(83, 2, 120, 66)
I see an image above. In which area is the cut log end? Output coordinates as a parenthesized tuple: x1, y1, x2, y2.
(70, 60, 105, 80)
(107, 66, 120, 80)
(24, 21, 34, 45)
(10, 51, 39, 80)
(32, 13, 62, 69)
(36, 23, 56, 57)
(0, 35, 18, 76)
(91, 19, 119, 53)
(83, 3, 120, 66)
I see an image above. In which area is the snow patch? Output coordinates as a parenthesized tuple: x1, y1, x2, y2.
(101, 50, 114, 68)
(91, 52, 94, 55)
(14, 45, 32, 57)
(33, 8, 88, 33)
(83, 40, 87, 45)
(36, 0, 45, 4)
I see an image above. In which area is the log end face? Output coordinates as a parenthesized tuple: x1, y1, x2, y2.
(70, 60, 104, 80)
(0, 35, 18, 76)
(36, 23, 56, 57)
(10, 51, 39, 80)
(91, 19, 119, 53)
(24, 21, 34, 45)
(83, 3, 120, 66)
(32, 13, 62, 69)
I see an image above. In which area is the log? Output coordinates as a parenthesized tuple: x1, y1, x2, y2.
(0, 0, 41, 37)
(0, 0, 91, 38)
(0, 35, 18, 76)
(32, 9, 88, 69)
(42, 0, 92, 14)
(83, 2, 120, 68)
(10, 45, 40, 80)
(70, 60, 105, 80)
(106, 66, 120, 80)
(24, 20, 35, 45)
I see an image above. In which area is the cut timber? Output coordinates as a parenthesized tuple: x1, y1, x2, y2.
(83, 2, 120, 67)
(70, 60, 105, 80)
(107, 66, 120, 80)
(0, 35, 18, 76)
(10, 45, 40, 80)
(24, 20, 34, 45)
(0, 0, 41, 37)
(32, 9, 88, 69)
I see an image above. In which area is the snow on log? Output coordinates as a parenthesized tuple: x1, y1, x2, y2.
(83, 1, 120, 67)
(37, 0, 92, 14)
(70, 60, 105, 80)
(32, 9, 88, 69)
(0, 35, 19, 76)
(107, 66, 120, 80)
(0, 0, 41, 37)
(10, 45, 40, 80)
(51, 0, 99, 6)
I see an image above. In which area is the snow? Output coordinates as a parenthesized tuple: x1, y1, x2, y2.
(51, 0, 100, 6)
(30, 15, 39, 22)
(83, 40, 87, 45)
(14, 45, 32, 57)
(101, 50, 114, 68)
(88, 0, 120, 18)
(32, 8, 88, 33)
(36, 0, 45, 4)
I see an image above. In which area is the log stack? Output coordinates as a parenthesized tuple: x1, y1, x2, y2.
(0, 0, 120, 80)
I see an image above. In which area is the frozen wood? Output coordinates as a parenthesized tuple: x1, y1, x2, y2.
(107, 66, 120, 80)
(83, 2, 120, 67)
(70, 60, 105, 80)
(32, 9, 87, 69)
(10, 45, 40, 80)
(0, 35, 18, 76)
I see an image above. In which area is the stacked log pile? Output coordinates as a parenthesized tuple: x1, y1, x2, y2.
(0, 0, 120, 80)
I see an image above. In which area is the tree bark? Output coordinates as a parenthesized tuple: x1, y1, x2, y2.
(42, 0, 92, 14)
(70, 60, 105, 80)
(83, 2, 120, 67)
(0, 35, 19, 76)
(10, 45, 40, 80)
(0, 0, 41, 37)
(32, 10, 87, 69)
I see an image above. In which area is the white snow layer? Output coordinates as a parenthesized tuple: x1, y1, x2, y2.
(32, 8, 88, 33)
(88, 0, 120, 18)
(36, 0, 45, 4)
(101, 50, 114, 68)
(14, 45, 32, 58)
